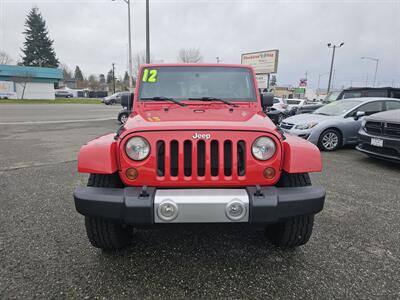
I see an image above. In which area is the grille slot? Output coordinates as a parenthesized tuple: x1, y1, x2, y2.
(156, 141, 165, 176)
(197, 140, 206, 176)
(224, 141, 232, 176)
(210, 140, 219, 176)
(170, 140, 179, 177)
(280, 122, 294, 130)
(156, 138, 247, 179)
(184, 141, 192, 176)
(237, 141, 246, 176)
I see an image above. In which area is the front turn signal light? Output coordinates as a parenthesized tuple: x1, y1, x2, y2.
(126, 168, 139, 180)
(263, 167, 276, 179)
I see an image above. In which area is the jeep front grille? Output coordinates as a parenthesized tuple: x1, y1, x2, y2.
(156, 139, 246, 179)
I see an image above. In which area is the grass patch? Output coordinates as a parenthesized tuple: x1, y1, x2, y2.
(0, 98, 102, 104)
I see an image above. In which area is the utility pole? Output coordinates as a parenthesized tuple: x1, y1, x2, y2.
(361, 56, 379, 87)
(146, 0, 150, 63)
(327, 42, 344, 92)
(112, 63, 116, 94)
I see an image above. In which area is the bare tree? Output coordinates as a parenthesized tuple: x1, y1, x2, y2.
(12, 73, 33, 99)
(0, 51, 13, 64)
(177, 48, 203, 63)
(59, 62, 73, 80)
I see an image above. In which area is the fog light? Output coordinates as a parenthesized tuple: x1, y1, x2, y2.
(225, 199, 247, 221)
(263, 167, 275, 179)
(157, 200, 178, 222)
(126, 168, 138, 180)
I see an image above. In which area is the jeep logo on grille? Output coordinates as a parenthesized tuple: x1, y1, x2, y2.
(192, 133, 211, 140)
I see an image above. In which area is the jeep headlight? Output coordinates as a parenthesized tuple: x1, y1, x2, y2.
(125, 137, 150, 161)
(252, 137, 276, 160)
(295, 122, 318, 130)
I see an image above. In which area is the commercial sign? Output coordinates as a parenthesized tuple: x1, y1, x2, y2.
(241, 50, 279, 74)
(299, 78, 308, 87)
(0, 81, 16, 97)
(256, 74, 269, 89)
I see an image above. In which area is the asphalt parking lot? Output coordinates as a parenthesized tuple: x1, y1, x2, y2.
(1, 105, 399, 299)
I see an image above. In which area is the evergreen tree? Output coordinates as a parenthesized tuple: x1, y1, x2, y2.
(99, 74, 106, 83)
(74, 66, 84, 81)
(21, 7, 59, 67)
(123, 71, 129, 82)
(106, 69, 114, 84)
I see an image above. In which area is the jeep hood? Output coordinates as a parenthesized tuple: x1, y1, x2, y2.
(123, 105, 276, 133)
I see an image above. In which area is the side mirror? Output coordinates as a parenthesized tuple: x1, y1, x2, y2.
(261, 92, 274, 108)
(121, 93, 134, 111)
(354, 111, 365, 120)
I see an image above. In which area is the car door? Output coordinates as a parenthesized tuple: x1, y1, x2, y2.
(343, 100, 385, 143)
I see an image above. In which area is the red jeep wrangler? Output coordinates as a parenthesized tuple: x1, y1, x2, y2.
(74, 64, 325, 250)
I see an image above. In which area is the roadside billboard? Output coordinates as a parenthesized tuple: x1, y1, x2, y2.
(241, 50, 279, 74)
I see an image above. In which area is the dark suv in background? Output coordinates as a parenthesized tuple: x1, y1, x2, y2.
(297, 87, 400, 115)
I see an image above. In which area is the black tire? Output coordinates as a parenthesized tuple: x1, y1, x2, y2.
(267, 172, 315, 248)
(118, 112, 129, 124)
(84, 173, 132, 250)
(318, 128, 342, 151)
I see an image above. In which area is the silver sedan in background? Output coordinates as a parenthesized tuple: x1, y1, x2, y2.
(280, 97, 400, 151)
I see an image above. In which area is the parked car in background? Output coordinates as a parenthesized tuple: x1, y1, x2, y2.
(297, 91, 341, 114)
(102, 92, 131, 105)
(266, 97, 288, 124)
(117, 92, 134, 124)
(280, 98, 400, 151)
(55, 90, 73, 98)
(284, 98, 306, 115)
(357, 106, 400, 162)
(265, 107, 289, 124)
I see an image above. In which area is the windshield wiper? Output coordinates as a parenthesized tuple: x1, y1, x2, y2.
(141, 97, 186, 106)
(187, 97, 239, 107)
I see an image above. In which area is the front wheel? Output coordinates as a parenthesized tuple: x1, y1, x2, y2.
(84, 173, 132, 250)
(267, 172, 315, 248)
(318, 129, 341, 151)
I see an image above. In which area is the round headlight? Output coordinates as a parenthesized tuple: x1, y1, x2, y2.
(252, 137, 276, 160)
(125, 137, 150, 161)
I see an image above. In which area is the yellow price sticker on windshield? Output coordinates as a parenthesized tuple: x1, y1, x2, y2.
(142, 69, 157, 83)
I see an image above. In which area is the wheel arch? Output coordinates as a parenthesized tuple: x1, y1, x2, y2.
(281, 134, 322, 173)
(77, 133, 118, 174)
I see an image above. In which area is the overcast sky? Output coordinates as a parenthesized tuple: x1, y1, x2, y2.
(1, 0, 399, 89)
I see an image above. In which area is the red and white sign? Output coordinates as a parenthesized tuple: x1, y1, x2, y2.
(241, 50, 279, 74)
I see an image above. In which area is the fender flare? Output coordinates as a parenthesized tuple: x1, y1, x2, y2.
(77, 133, 118, 174)
(282, 135, 322, 173)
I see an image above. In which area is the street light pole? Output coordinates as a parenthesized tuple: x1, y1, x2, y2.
(361, 56, 379, 87)
(113, 0, 133, 91)
(327, 42, 344, 93)
(146, 0, 150, 63)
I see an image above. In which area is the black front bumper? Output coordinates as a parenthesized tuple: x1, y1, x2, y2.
(357, 130, 400, 162)
(74, 185, 325, 225)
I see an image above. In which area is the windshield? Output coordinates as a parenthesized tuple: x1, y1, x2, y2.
(138, 67, 256, 102)
(313, 100, 361, 116)
(323, 91, 340, 103)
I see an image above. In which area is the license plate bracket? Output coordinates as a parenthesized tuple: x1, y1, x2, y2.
(371, 137, 383, 147)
